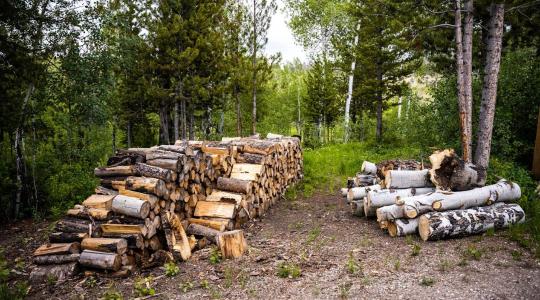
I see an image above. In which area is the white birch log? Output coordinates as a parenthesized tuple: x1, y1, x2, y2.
(429, 149, 484, 190)
(112, 195, 150, 219)
(376, 204, 405, 223)
(384, 169, 433, 189)
(402, 180, 521, 218)
(387, 218, 418, 237)
(418, 203, 525, 241)
(361, 161, 377, 175)
(340, 188, 348, 198)
(364, 187, 435, 216)
(347, 184, 381, 202)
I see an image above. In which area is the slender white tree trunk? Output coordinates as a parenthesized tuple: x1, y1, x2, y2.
(344, 24, 360, 142)
(397, 96, 402, 119)
(173, 101, 179, 141)
(251, 0, 257, 135)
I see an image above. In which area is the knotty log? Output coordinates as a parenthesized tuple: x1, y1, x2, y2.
(33, 254, 80, 265)
(29, 262, 78, 283)
(186, 223, 220, 244)
(361, 161, 377, 175)
(49, 232, 88, 243)
(364, 187, 435, 216)
(347, 184, 381, 201)
(216, 230, 247, 259)
(67, 206, 112, 221)
(112, 195, 151, 219)
(125, 176, 167, 197)
(194, 201, 236, 219)
(187, 218, 226, 231)
(217, 177, 252, 194)
(81, 238, 128, 255)
(95, 186, 119, 196)
(94, 165, 135, 177)
(34, 243, 80, 256)
(79, 250, 121, 271)
(402, 180, 521, 219)
(419, 203, 525, 241)
(82, 194, 115, 210)
(134, 163, 177, 182)
(429, 149, 484, 190)
(146, 158, 180, 172)
(384, 169, 432, 189)
(236, 153, 265, 164)
(55, 218, 98, 235)
(387, 218, 419, 237)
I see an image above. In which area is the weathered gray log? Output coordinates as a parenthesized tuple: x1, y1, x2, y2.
(94, 166, 135, 178)
(157, 145, 194, 156)
(101, 233, 144, 249)
(33, 254, 80, 265)
(134, 163, 177, 182)
(79, 250, 121, 271)
(419, 203, 525, 241)
(364, 187, 435, 216)
(29, 262, 78, 283)
(186, 223, 221, 244)
(384, 169, 432, 189)
(429, 149, 484, 190)
(81, 238, 128, 255)
(49, 232, 88, 243)
(112, 195, 151, 219)
(216, 177, 252, 194)
(95, 186, 119, 196)
(146, 158, 180, 172)
(387, 218, 419, 237)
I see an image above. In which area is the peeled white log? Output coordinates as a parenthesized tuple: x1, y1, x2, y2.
(402, 180, 521, 219)
(387, 218, 419, 237)
(429, 149, 484, 190)
(364, 187, 435, 216)
(112, 195, 150, 219)
(361, 161, 377, 175)
(418, 203, 525, 241)
(347, 184, 381, 202)
(384, 169, 433, 189)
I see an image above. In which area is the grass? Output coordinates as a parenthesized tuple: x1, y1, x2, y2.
(277, 262, 301, 279)
(420, 276, 435, 286)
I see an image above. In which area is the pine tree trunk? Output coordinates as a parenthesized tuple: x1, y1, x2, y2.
(474, 3, 505, 182)
(127, 121, 132, 148)
(174, 101, 179, 141)
(159, 99, 170, 145)
(189, 105, 194, 140)
(454, 0, 471, 162)
(181, 96, 187, 140)
(375, 58, 383, 141)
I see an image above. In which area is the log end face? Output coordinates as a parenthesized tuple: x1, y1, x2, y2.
(418, 215, 430, 241)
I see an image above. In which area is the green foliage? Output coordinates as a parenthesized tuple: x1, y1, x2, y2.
(163, 262, 180, 277)
(179, 281, 194, 293)
(277, 262, 301, 279)
(134, 276, 155, 297)
(346, 253, 361, 275)
(411, 244, 421, 256)
(209, 247, 222, 265)
(102, 286, 123, 300)
(0, 249, 28, 300)
(511, 250, 523, 261)
(465, 245, 483, 260)
(419, 277, 435, 287)
(306, 226, 321, 244)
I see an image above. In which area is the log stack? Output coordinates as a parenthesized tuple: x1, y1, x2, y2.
(30, 134, 302, 281)
(341, 150, 525, 241)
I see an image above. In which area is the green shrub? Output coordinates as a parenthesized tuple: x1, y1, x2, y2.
(163, 262, 180, 277)
(277, 262, 301, 279)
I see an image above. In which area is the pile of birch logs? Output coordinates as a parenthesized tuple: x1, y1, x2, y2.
(30, 134, 302, 281)
(341, 149, 525, 241)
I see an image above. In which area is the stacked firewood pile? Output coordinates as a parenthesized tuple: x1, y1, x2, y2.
(30, 134, 302, 282)
(341, 149, 525, 241)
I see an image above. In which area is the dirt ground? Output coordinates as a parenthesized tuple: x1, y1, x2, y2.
(2, 192, 540, 299)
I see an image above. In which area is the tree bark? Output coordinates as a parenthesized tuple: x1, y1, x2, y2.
(429, 149, 484, 189)
(79, 250, 121, 271)
(384, 169, 433, 189)
(419, 203, 524, 241)
(159, 99, 170, 145)
(112, 195, 151, 219)
(347, 184, 381, 201)
(344, 24, 360, 142)
(33, 254, 80, 265)
(174, 100, 179, 141)
(474, 3, 505, 182)
(455, 0, 471, 162)
(387, 218, 418, 237)
(364, 187, 435, 216)
(375, 57, 383, 141)
(463, 0, 474, 162)
(251, 0, 257, 135)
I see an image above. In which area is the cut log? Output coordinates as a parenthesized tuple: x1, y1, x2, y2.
(364, 187, 435, 216)
(230, 172, 258, 181)
(361, 161, 377, 175)
(206, 190, 243, 205)
(33, 254, 80, 265)
(340, 188, 348, 197)
(146, 158, 180, 172)
(216, 230, 247, 259)
(134, 163, 177, 182)
(94, 166, 135, 177)
(82, 194, 115, 210)
(146, 149, 186, 161)
(67, 207, 112, 221)
(418, 203, 525, 241)
(194, 201, 236, 219)
(95, 186, 119, 196)
(232, 163, 263, 174)
(236, 153, 266, 164)
(49, 232, 88, 243)
(101, 233, 144, 249)
(125, 176, 167, 197)
(187, 218, 227, 231)
(29, 262, 78, 283)
(161, 212, 191, 261)
(429, 149, 484, 190)
(100, 224, 147, 237)
(34, 243, 80, 256)
(347, 184, 381, 201)
(376, 204, 405, 223)
(387, 218, 419, 237)
(112, 195, 151, 219)
(81, 238, 128, 255)
(347, 174, 377, 188)
(157, 144, 194, 156)
(384, 169, 432, 189)
(186, 223, 221, 244)
(118, 189, 158, 208)
(216, 177, 252, 194)
(350, 200, 364, 217)
(79, 250, 121, 271)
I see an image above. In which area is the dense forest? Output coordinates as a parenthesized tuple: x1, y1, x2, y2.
(1, 0, 539, 223)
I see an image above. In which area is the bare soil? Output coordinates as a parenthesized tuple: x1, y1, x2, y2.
(3, 192, 540, 299)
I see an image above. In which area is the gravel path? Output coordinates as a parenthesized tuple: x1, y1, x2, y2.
(3, 192, 540, 299)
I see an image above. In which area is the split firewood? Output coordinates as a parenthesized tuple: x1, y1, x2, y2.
(79, 250, 121, 271)
(33, 254, 80, 265)
(384, 169, 432, 189)
(34, 243, 80, 256)
(429, 149, 485, 190)
(82, 194, 115, 210)
(81, 238, 128, 255)
(216, 230, 247, 259)
(67, 206, 112, 221)
(187, 218, 227, 231)
(194, 201, 236, 219)
(100, 224, 147, 238)
(118, 189, 158, 208)
(418, 203, 525, 241)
